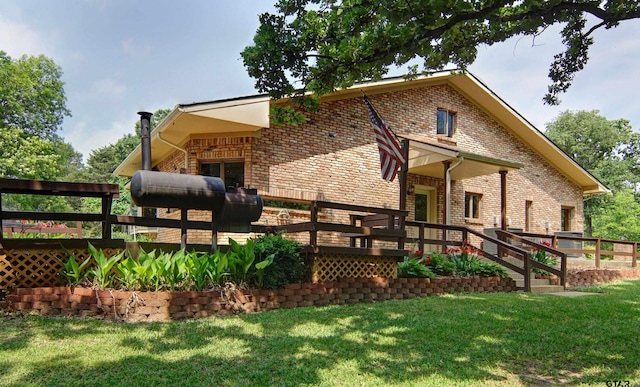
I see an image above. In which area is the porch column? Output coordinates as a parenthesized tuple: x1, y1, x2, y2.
(442, 161, 451, 251)
(442, 161, 451, 225)
(500, 170, 508, 231)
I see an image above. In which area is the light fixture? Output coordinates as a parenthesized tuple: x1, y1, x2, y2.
(407, 185, 415, 195)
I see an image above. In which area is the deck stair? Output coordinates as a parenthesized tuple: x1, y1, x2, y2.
(483, 255, 565, 293)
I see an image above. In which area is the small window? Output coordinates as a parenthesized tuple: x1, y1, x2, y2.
(414, 193, 428, 222)
(437, 108, 456, 137)
(464, 192, 481, 220)
(561, 206, 573, 231)
(200, 160, 245, 188)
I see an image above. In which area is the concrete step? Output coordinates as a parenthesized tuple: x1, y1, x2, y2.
(529, 285, 565, 293)
(513, 278, 552, 287)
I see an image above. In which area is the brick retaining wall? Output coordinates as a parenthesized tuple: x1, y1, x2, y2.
(566, 269, 640, 288)
(0, 276, 515, 322)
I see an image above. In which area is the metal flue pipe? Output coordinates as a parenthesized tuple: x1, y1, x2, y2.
(138, 111, 153, 171)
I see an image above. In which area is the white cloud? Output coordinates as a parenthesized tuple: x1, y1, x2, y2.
(0, 16, 53, 58)
(67, 117, 134, 160)
(122, 37, 151, 57)
(91, 78, 127, 97)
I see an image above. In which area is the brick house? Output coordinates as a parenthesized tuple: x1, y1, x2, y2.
(115, 70, 607, 245)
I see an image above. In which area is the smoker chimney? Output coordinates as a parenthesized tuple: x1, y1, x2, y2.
(138, 111, 153, 171)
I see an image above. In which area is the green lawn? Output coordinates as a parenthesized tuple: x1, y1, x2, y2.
(1, 281, 639, 387)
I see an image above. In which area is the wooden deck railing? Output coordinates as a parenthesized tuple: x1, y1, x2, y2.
(495, 230, 567, 290)
(0, 178, 119, 240)
(404, 221, 538, 291)
(514, 231, 638, 269)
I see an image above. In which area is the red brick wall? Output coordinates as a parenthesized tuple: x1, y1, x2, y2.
(1, 276, 516, 322)
(153, 83, 584, 245)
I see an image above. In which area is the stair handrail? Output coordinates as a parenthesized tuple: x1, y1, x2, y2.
(496, 230, 567, 289)
(513, 231, 638, 269)
(405, 221, 534, 291)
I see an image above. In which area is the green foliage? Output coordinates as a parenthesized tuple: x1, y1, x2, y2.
(87, 243, 124, 289)
(158, 249, 187, 291)
(227, 238, 255, 285)
(74, 237, 306, 291)
(0, 51, 70, 139)
(242, 1, 639, 123)
(445, 244, 508, 278)
(424, 253, 456, 277)
(397, 257, 435, 278)
(57, 248, 92, 287)
(252, 233, 305, 289)
(531, 245, 559, 275)
(592, 189, 640, 242)
(185, 250, 211, 291)
(254, 253, 275, 288)
(546, 110, 640, 238)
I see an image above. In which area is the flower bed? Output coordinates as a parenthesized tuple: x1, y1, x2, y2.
(0, 276, 516, 322)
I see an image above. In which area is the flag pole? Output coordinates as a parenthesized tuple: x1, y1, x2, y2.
(360, 89, 409, 220)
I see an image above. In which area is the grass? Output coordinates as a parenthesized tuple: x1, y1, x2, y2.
(1, 281, 639, 387)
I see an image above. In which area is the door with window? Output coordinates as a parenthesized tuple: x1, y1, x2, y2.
(413, 185, 438, 251)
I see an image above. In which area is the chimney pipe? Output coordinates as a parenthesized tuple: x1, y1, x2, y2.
(138, 111, 153, 171)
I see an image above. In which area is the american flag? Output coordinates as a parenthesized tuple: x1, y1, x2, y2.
(363, 94, 407, 182)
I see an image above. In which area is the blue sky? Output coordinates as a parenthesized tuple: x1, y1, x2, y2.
(1, 0, 639, 160)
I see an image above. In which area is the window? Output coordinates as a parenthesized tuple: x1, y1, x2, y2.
(561, 206, 573, 231)
(200, 160, 245, 188)
(437, 108, 456, 137)
(525, 200, 533, 232)
(464, 192, 481, 220)
(414, 193, 428, 221)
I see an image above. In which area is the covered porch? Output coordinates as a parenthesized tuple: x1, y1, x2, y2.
(401, 134, 524, 231)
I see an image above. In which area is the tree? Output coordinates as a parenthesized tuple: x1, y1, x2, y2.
(546, 110, 639, 192)
(0, 51, 70, 139)
(242, 0, 640, 122)
(592, 189, 640, 242)
(79, 108, 171, 237)
(545, 110, 640, 237)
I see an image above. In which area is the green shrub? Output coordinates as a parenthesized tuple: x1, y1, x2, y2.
(531, 242, 558, 275)
(397, 257, 435, 278)
(424, 253, 455, 276)
(252, 233, 305, 289)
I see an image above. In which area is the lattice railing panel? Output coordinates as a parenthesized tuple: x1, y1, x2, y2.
(312, 255, 397, 283)
(0, 247, 123, 290)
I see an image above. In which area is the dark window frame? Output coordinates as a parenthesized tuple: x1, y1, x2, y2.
(199, 159, 245, 188)
(464, 192, 482, 220)
(437, 108, 457, 137)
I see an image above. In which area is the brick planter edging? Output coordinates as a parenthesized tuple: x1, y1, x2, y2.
(566, 269, 640, 288)
(0, 276, 515, 322)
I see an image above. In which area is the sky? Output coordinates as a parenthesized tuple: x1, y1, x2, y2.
(1, 0, 639, 161)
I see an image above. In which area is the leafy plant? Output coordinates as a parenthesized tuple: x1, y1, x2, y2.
(424, 253, 456, 276)
(87, 243, 124, 289)
(185, 250, 210, 291)
(57, 248, 92, 287)
(255, 253, 275, 288)
(159, 249, 187, 291)
(115, 256, 141, 290)
(209, 250, 230, 286)
(131, 248, 158, 291)
(397, 257, 435, 278)
(531, 242, 558, 275)
(227, 238, 255, 285)
(252, 233, 305, 289)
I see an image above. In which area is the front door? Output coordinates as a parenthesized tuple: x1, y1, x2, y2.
(413, 185, 437, 252)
